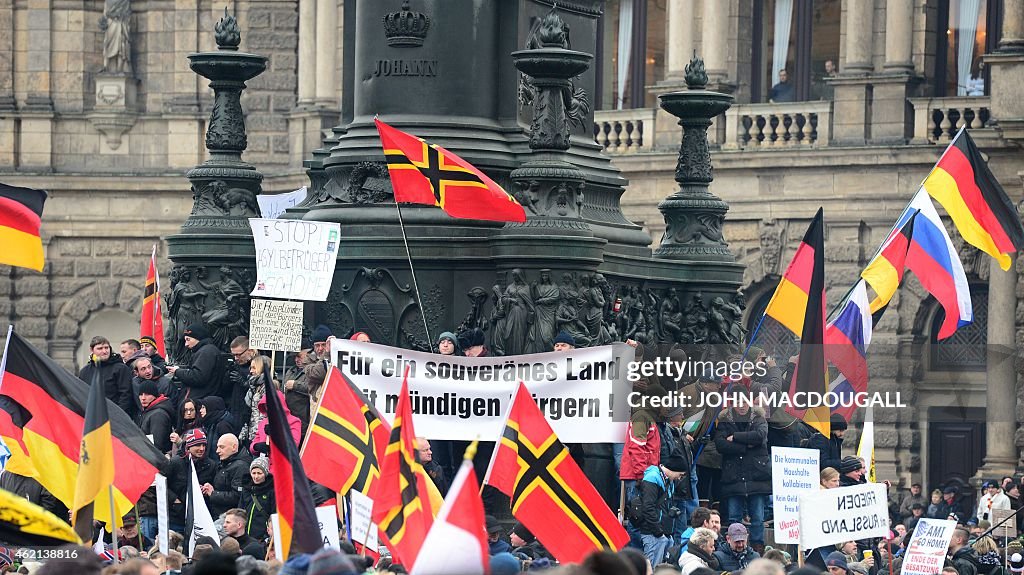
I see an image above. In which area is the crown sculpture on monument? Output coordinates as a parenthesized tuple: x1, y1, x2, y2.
(383, 0, 430, 47)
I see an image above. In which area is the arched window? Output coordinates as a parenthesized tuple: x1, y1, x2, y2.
(935, 0, 1002, 96)
(751, 0, 841, 103)
(930, 287, 987, 370)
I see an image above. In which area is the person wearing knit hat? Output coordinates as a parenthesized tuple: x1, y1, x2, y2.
(553, 331, 576, 351)
(349, 331, 371, 342)
(839, 456, 866, 486)
(825, 551, 849, 574)
(138, 377, 175, 454)
(185, 428, 208, 454)
(437, 331, 460, 356)
(807, 412, 848, 473)
(308, 547, 358, 575)
(239, 456, 274, 541)
(250, 456, 270, 476)
(166, 322, 221, 400)
(490, 552, 522, 575)
(278, 553, 312, 575)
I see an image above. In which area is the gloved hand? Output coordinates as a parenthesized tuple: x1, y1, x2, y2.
(252, 442, 269, 455)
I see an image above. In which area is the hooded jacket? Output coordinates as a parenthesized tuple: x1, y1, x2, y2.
(637, 464, 674, 537)
(250, 391, 302, 458)
(200, 396, 236, 447)
(80, 353, 135, 418)
(714, 405, 771, 497)
(173, 338, 224, 400)
(139, 395, 176, 454)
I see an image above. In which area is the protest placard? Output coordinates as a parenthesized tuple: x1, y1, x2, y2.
(899, 518, 957, 575)
(248, 298, 304, 352)
(250, 218, 340, 301)
(798, 482, 890, 548)
(992, 508, 1017, 539)
(257, 187, 307, 219)
(771, 446, 819, 544)
(330, 339, 632, 443)
(271, 505, 341, 561)
(349, 490, 380, 551)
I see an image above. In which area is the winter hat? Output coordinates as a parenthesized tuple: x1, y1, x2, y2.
(825, 551, 849, 572)
(553, 331, 576, 348)
(943, 486, 958, 495)
(839, 456, 862, 473)
(512, 522, 535, 544)
(437, 331, 459, 349)
(184, 323, 210, 341)
(349, 332, 369, 341)
(308, 547, 357, 575)
(126, 350, 149, 366)
(830, 413, 848, 431)
(139, 335, 158, 348)
(529, 557, 553, 571)
(1010, 553, 1024, 574)
(279, 553, 312, 575)
(490, 553, 521, 575)
(662, 455, 688, 473)
(466, 327, 486, 347)
(250, 456, 270, 476)
(185, 428, 208, 449)
(486, 515, 503, 535)
(311, 324, 333, 343)
(138, 380, 160, 397)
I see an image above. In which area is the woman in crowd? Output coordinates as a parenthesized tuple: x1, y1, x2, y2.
(199, 396, 235, 447)
(926, 489, 944, 518)
(238, 456, 275, 541)
(168, 397, 203, 456)
(715, 397, 770, 553)
(821, 467, 840, 489)
(972, 536, 1003, 575)
(240, 355, 270, 447)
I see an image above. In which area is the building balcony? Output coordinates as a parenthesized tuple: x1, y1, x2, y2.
(909, 96, 995, 145)
(593, 108, 657, 154)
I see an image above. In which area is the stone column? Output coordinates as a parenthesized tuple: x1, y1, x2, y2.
(701, 0, 729, 84)
(315, 0, 338, 107)
(883, 0, 913, 72)
(843, 0, 873, 73)
(1000, 0, 1024, 52)
(169, 0, 200, 112)
(25, 0, 52, 109)
(298, 0, 316, 106)
(978, 256, 1020, 477)
(666, 0, 695, 80)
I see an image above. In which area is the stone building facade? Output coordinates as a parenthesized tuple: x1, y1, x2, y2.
(0, 0, 1022, 498)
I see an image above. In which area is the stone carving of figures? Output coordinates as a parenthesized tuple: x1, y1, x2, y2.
(202, 267, 248, 350)
(531, 270, 560, 353)
(488, 283, 507, 355)
(494, 269, 535, 356)
(623, 292, 648, 343)
(580, 275, 605, 344)
(659, 287, 684, 344)
(457, 287, 491, 335)
(683, 291, 708, 344)
(722, 294, 747, 346)
(556, 293, 591, 348)
(166, 267, 207, 361)
(100, 0, 132, 74)
(558, 272, 579, 309)
(708, 297, 737, 345)
(616, 285, 636, 336)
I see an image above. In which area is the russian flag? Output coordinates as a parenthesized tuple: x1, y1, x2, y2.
(826, 280, 872, 422)
(902, 190, 973, 339)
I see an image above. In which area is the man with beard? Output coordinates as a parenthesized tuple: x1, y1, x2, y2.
(131, 355, 174, 415)
(80, 335, 135, 417)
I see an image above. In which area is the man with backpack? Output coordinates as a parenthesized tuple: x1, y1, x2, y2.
(659, 405, 695, 546)
(634, 455, 689, 568)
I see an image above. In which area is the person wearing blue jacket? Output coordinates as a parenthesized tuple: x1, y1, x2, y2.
(637, 455, 689, 567)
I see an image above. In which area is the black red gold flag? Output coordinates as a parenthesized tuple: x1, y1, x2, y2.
(266, 386, 322, 558)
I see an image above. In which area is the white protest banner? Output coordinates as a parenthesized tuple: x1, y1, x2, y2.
(771, 446, 819, 544)
(249, 298, 304, 352)
(271, 505, 342, 561)
(257, 187, 307, 219)
(349, 490, 380, 551)
(899, 518, 957, 575)
(155, 473, 169, 555)
(798, 482, 890, 548)
(250, 218, 340, 301)
(331, 340, 631, 443)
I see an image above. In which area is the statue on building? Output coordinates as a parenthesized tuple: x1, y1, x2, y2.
(202, 266, 249, 350)
(165, 266, 208, 361)
(493, 268, 535, 356)
(99, 0, 132, 74)
(531, 270, 560, 352)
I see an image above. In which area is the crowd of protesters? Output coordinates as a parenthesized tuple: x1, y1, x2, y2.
(0, 323, 1020, 575)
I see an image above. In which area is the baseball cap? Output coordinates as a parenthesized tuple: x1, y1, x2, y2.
(727, 523, 748, 541)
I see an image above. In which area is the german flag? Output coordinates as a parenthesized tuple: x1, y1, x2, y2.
(0, 331, 165, 530)
(924, 129, 1024, 271)
(0, 183, 46, 272)
(484, 382, 629, 564)
(375, 118, 526, 223)
(301, 367, 389, 496)
(70, 358, 115, 542)
(861, 212, 917, 314)
(762, 208, 830, 437)
(140, 245, 166, 357)
(266, 384, 321, 558)
(370, 368, 434, 567)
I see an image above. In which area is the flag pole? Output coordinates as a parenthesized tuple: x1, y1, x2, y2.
(109, 484, 120, 564)
(394, 201, 435, 353)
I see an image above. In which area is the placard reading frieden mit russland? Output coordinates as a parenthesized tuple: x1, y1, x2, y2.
(249, 218, 340, 301)
(248, 298, 304, 352)
(331, 339, 632, 443)
(798, 482, 890, 548)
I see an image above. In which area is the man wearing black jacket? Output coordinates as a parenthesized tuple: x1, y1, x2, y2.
(166, 429, 216, 533)
(202, 433, 252, 518)
(808, 413, 847, 471)
(138, 381, 175, 453)
(224, 508, 267, 559)
(167, 324, 223, 401)
(80, 336, 135, 418)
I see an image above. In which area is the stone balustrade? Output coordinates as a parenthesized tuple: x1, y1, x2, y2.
(909, 96, 994, 144)
(593, 108, 656, 154)
(722, 101, 833, 150)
